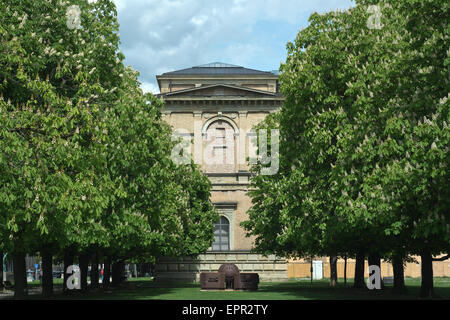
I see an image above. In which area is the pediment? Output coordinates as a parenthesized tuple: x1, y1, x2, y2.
(162, 84, 277, 98)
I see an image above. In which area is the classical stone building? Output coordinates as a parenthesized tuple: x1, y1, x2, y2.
(154, 62, 287, 282)
(152, 62, 450, 282)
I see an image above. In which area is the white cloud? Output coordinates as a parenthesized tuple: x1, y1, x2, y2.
(112, 0, 354, 90)
(140, 81, 160, 94)
(190, 15, 208, 27)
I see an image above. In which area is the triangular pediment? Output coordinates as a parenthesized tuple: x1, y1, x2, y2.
(161, 84, 277, 98)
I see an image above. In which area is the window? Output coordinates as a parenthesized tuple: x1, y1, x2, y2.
(215, 128, 226, 145)
(212, 216, 230, 251)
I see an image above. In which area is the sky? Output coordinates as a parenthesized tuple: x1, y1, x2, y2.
(112, 0, 355, 94)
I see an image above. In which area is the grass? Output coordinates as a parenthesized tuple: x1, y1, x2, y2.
(11, 277, 450, 300)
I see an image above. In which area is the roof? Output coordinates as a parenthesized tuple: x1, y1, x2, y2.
(158, 62, 277, 77)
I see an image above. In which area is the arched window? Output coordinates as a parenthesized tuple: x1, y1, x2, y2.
(204, 119, 236, 173)
(212, 216, 230, 251)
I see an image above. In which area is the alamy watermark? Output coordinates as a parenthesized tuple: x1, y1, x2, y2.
(66, 265, 81, 290)
(367, 5, 383, 30)
(367, 265, 382, 290)
(171, 120, 279, 176)
(66, 5, 81, 30)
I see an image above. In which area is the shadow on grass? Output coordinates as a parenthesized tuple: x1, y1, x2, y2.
(9, 277, 450, 300)
(254, 278, 450, 300)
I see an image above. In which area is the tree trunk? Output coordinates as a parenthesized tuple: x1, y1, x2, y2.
(41, 250, 53, 298)
(368, 252, 384, 288)
(353, 249, 366, 289)
(137, 263, 142, 277)
(63, 249, 74, 294)
(329, 256, 338, 287)
(368, 253, 380, 269)
(420, 248, 434, 298)
(392, 253, 406, 294)
(0, 250, 3, 290)
(344, 255, 347, 286)
(103, 257, 111, 288)
(79, 253, 89, 292)
(13, 252, 27, 299)
(112, 261, 125, 287)
(90, 254, 99, 289)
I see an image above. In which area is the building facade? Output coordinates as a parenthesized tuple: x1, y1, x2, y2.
(152, 63, 450, 282)
(154, 62, 287, 282)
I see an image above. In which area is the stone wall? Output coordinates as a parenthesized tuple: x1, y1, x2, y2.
(155, 252, 288, 282)
(210, 190, 254, 251)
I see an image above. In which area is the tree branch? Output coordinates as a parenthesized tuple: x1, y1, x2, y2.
(9, 127, 45, 135)
(432, 254, 450, 262)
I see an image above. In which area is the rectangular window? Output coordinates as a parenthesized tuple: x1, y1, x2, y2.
(211, 216, 230, 251)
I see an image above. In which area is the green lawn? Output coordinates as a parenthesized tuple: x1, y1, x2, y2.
(18, 277, 450, 300)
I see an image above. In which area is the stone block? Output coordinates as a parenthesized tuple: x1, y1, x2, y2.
(238, 175, 249, 183)
(210, 264, 222, 272)
(204, 254, 216, 261)
(200, 264, 210, 271)
(248, 254, 258, 261)
(242, 264, 253, 271)
(237, 254, 248, 261)
(155, 272, 197, 283)
(226, 254, 237, 262)
(274, 263, 287, 271)
(179, 264, 189, 272)
(263, 263, 275, 271)
(253, 263, 264, 271)
(168, 264, 178, 271)
(189, 264, 200, 272)
(155, 264, 167, 271)
(215, 254, 227, 261)
(257, 254, 269, 261)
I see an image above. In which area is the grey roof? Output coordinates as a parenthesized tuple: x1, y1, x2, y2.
(159, 62, 277, 76)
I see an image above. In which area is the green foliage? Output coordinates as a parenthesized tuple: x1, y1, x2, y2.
(100, 69, 218, 261)
(0, 0, 123, 254)
(0, 0, 217, 266)
(243, 0, 449, 262)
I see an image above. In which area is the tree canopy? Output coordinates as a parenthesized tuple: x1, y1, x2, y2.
(0, 0, 218, 298)
(243, 0, 449, 297)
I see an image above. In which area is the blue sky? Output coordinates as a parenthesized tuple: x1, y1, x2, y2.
(112, 0, 355, 93)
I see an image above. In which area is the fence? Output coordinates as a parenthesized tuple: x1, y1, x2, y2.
(287, 256, 450, 279)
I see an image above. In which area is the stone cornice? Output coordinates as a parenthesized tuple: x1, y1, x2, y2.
(162, 98, 282, 113)
(161, 83, 279, 97)
(163, 106, 281, 114)
(162, 96, 284, 101)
